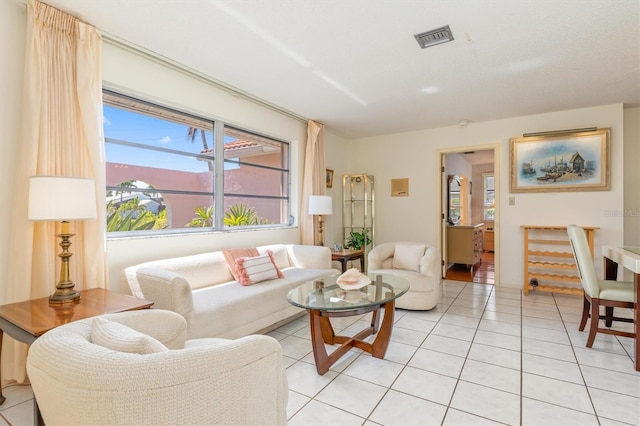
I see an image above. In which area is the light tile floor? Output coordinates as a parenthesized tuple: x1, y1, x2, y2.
(1, 280, 638, 425)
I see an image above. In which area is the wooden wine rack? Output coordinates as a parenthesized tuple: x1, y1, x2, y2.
(521, 225, 599, 296)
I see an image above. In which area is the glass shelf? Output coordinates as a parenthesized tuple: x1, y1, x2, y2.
(342, 174, 374, 255)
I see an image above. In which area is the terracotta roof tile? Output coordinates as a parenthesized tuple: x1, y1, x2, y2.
(200, 139, 259, 154)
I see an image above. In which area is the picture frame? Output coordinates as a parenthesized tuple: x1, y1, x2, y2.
(510, 128, 610, 193)
(391, 178, 409, 197)
(326, 169, 334, 188)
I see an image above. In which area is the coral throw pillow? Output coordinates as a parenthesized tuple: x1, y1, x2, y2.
(223, 247, 260, 281)
(236, 251, 284, 286)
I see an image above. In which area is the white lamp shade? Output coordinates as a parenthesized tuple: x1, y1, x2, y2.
(308, 195, 333, 215)
(28, 176, 98, 221)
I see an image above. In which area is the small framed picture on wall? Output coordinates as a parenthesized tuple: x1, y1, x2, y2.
(326, 169, 334, 188)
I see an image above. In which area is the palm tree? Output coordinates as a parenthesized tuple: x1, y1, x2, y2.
(186, 205, 214, 227)
(187, 127, 213, 171)
(223, 204, 269, 226)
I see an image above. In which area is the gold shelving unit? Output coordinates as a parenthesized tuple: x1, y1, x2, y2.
(342, 174, 374, 258)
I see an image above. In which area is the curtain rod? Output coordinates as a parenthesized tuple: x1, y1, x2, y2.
(101, 32, 308, 124)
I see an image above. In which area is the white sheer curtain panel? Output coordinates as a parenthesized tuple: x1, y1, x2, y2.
(3, 0, 106, 385)
(301, 120, 326, 245)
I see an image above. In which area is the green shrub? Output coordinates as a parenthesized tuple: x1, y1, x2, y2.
(223, 204, 269, 226)
(187, 206, 214, 227)
(106, 199, 157, 231)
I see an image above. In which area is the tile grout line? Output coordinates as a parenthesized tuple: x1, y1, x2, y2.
(440, 281, 499, 425)
(363, 280, 465, 424)
(554, 293, 603, 425)
(520, 286, 524, 426)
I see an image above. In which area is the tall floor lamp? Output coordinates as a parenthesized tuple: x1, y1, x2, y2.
(28, 176, 97, 304)
(308, 195, 333, 246)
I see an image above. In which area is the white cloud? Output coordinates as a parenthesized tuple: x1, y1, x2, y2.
(159, 136, 171, 144)
(103, 115, 111, 126)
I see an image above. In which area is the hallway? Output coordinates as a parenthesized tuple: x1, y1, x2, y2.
(445, 252, 495, 284)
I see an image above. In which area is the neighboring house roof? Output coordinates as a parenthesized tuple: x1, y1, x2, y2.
(199, 139, 260, 155)
(199, 139, 280, 160)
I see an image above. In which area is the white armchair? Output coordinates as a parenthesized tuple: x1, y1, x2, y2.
(368, 242, 442, 310)
(26, 309, 288, 426)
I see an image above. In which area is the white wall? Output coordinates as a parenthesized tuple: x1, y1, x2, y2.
(623, 107, 640, 246)
(0, 1, 26, 304)
(343, 104, 625, 288)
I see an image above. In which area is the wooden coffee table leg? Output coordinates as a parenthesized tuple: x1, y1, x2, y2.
(370, 307, 381, 334)
(319, 315, 335, 345)
(310, 310, 332, 375)
(370, 300, 396, 358)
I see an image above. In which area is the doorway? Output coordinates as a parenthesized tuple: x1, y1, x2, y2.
(438, 147, 499, 285)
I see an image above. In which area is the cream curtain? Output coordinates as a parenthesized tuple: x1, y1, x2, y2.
(3, 0, 106, 384)
(301, 120, 326, 245)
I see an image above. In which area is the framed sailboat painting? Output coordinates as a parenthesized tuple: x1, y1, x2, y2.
(509, 128, 610, 193)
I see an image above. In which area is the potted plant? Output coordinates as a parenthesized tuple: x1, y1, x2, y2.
(345, 229, 371, 251)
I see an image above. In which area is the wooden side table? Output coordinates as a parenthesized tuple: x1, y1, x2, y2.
(0, 288, 153, 424)
(331, 249, 365, 273)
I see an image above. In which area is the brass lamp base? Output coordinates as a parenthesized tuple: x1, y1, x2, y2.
(49, 230, 81, 304)
(316, 215, 325, 246)
(49, 286, 81, 304)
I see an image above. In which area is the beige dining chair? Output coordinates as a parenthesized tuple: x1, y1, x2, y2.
(567, 224, 636, 347)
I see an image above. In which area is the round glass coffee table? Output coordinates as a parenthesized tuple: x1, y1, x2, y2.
(287, 274, 409, 375)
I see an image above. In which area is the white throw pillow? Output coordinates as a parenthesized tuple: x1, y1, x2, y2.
(91, 317, 168, 354)
(236, 252, 282, 286)
(392, 243, 426, 272)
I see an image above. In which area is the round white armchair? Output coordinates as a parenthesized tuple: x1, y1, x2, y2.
(26, 309, 287, 426)
(368, 241, 442, 310)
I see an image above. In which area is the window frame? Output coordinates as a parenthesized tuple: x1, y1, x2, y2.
(103, 90, 292, 238)
(482, 172, 495, 221)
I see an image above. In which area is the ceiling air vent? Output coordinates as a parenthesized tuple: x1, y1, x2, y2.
(414, 25, 454, 49)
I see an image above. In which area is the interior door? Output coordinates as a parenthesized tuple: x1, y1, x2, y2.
(440, 154, 448, 278)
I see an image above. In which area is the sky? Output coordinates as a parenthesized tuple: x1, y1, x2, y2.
(104, 105, 215, 173)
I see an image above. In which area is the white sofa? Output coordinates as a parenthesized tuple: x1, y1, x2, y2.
(27, 309, 287, 426)
(125, 244, 339, 339)
(368, 241, 442, 310)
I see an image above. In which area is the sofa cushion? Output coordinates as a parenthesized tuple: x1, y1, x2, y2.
(187, 267, 338, 339)
(392, 243, 425, 272)
(223, 247, 260, 281)
(285, 244, 333, 269)
(91, 317, 168, 354)
(236, 251, 284, 286)
(258, 245, 291, 270)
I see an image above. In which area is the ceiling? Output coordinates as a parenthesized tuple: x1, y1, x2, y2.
(40, 0, 640, 139)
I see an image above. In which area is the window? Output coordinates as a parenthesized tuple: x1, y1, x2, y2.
(103, 91, 290, 234)
(483, 173, 495, 221)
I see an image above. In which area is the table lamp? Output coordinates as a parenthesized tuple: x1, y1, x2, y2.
(308, 195, 332, 246)
(28, 176, 97, 304)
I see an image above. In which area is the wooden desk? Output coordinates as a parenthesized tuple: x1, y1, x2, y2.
(602, 246, 640, 371)
(331, 250, 365, 272)
(0, 288, 153, 419)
